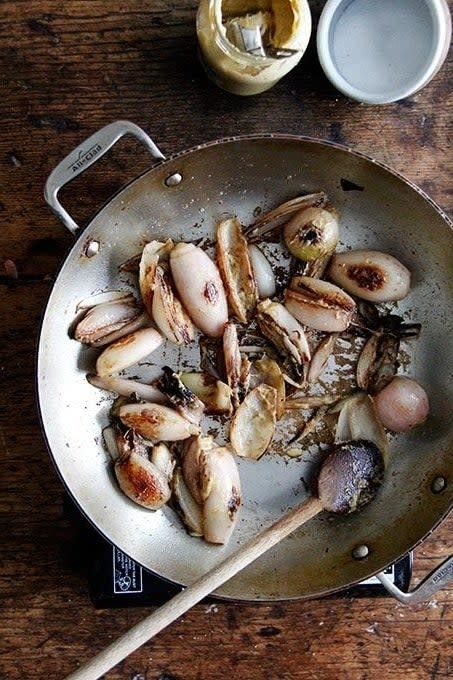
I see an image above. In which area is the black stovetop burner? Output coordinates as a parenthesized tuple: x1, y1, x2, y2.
(65, 495, 412, 609)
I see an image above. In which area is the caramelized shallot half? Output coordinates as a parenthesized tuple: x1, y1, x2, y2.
(152, 264, 194, 345)
(248, 244, 276, 299)
(172, 467, 203, 536)
(230, 384, 277, 459)
(87, 373, 167, 403)
(74, 296, 147, 346)
(181, 435, 241, 544)
(283, 205, 339, 262)
(202, 444, 241, 545)
(256, 299, 311, 369)
(335, 392, 389, 462)
(284, 276, 356, 332)
(373, 376, 429, 433)
(112, 429, 171, 510)
(118, 402, 200, 441)
(327, 250, 411, 302)
(170, 242, 228, 338)
(216, 217, 257, 322)
(96, 327, 164, 377)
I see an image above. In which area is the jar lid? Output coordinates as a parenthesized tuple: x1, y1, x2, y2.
(316, 0, 452, 104)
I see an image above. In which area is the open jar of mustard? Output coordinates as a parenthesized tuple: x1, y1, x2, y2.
(196, 0, 312, 95)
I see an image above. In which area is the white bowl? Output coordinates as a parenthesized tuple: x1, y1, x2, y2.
(317, 0, 451, 104)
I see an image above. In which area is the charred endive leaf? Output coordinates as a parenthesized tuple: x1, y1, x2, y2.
(253, 356, 286, 419)
(138, 239, 174, 317)
(152, 263, 194, 345)
(156, 366, 205, 425)
(179, 372, 232, 415)
(307, 333, 339, 383)
(284, 276, 356, 333)
(256, 298, 311, 370)
(216, 217, 258, 322)
(244, 192, 328, 242)
(230, 384, 277, 459)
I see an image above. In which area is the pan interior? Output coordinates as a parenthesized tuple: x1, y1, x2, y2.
(38, 136, 453, 600)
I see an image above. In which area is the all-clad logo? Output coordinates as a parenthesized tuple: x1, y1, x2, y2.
(68, 143, 102, 172)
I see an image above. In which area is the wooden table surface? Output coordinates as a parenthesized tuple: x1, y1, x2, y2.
(1, 1, 452, 678)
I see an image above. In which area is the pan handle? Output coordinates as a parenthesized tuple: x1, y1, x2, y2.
(376, 554, 453, 604)
(44, 120, 166, 234)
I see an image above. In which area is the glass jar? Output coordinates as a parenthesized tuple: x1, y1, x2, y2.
(196, 0, 312, 96)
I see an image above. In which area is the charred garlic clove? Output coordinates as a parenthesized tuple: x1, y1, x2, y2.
(118, 402, 200, 441)
(283, 205, 339, 262)
(248, 244, 276, 299)
(284, 276, 356, 332)
(170, 242, 228, 338)
(156, 366, 205, 425)
(327, 250, 411, 302)
(256, 299, 311, 369)
(96, 327, 164, 377)
(74, 297, 147, 346)
(216, 217, 258, 322)
(112, 429, 171, 510)
(229, 383, 277, 459)
(179, 372, 233, 415)
(151, 264, 194, 345)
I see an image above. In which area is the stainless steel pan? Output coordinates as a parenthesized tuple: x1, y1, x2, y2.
(38, 121, 453, 601)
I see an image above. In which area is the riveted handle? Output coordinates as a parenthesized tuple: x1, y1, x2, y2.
(377, 554, 453, 604)
(44, 120, 165, 234)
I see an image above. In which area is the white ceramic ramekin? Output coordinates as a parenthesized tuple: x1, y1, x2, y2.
(317, 0, 451, 104)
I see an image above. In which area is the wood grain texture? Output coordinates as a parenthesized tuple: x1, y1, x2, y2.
(1, 1, 452, 679)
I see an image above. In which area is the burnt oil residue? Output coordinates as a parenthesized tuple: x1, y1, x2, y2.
(340, 178, 364, 192)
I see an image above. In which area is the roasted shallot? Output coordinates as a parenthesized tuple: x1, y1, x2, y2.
(284, 276, 356, 332)
(373, 376, 429, 433)
(328, 250, 411, 302)
(170, 242, 228, 338)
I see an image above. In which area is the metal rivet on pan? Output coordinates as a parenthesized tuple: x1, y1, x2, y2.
(165, 171, 183, 187)
(431, 476, 447, 494)
(83, 239, 100, 258)
(352, 544, 369, 560)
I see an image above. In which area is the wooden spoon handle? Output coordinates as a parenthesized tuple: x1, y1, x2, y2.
(65, 496, 323, 680)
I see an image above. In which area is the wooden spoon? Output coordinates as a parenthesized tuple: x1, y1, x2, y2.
(65, 439, 384, 680)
